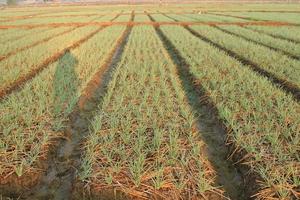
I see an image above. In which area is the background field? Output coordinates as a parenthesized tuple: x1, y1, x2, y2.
(0, 2, 299, 200)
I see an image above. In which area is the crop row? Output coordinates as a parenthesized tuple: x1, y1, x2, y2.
(0, 25, 126, 187)
(215, 12, 300, 23)
(0, 15, 103, 26)
(160, 13, 250, 23)
(0, 26, 73, 59)
(134, 14, 151, 22)
(217, 25, 300, 60)
(189, 25, 300, 91)
(0, 26, 100, 97)
(246, 25, 300, 44)
(78, 25, 221, 199)
(154, 14, 300, 93)
(0, 27, 49, 44)
(159, 25, 300, 200)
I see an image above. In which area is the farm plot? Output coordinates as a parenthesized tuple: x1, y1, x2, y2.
(216, 12, 300, 23)
(0, 27, 72, 58)
(0, 27, 49, 43)
(160, 25, 300, 200)
(0, 15, 101, 26)
(0, 3, 300, 200)
(218, 25, 300, 60)
(77, 25, 222, 200)
(149, 14, 175, 22)
(0, 25, 100, 97)
(0, 25, 126, 195)
(246, 25, 300, 44)
(114, 13, 132, 22)
(134, 14, 151, 22)
(184, 13, 249, 22)
(189, 25, 300, 94)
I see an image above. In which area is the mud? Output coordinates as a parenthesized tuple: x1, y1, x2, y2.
(185, 26, 300, 102)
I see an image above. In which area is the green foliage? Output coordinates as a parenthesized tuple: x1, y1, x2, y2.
(0, 25, 125, 178)
(80, 26, 215, 199)
(6, 0, 17, 6)
(161, 25, 300, 199)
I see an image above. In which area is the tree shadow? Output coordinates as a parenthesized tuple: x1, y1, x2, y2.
(53, 51, 79, 120)
(153, 26, 249, 200)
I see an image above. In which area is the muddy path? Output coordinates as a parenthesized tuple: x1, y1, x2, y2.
(147, 13, 248, 200)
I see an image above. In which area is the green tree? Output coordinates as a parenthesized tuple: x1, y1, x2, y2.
(7, 0, 17, 5)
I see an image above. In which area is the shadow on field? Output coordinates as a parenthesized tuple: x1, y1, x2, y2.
(27, 28, 132, 200)
(153, 25, 250, 200)
(53, 51, 79, 119)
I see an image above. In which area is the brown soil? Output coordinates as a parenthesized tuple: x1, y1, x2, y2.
(72, 183, 225, 200)
(0, 20, 294, 29)
(0, 162, 45, 198)
(0, 26, 105, 100)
